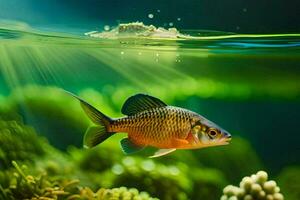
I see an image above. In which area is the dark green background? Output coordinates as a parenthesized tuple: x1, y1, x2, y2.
(0, 0, 299, 33)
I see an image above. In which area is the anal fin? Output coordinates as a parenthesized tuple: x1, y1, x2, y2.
(120, 138, 144, 154)
(149, 148, 176, 158)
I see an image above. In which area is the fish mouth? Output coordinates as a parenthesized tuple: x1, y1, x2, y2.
(218, 136, 232, 145)
(186, 136, 231, 149)
(184, 132, 232, 149)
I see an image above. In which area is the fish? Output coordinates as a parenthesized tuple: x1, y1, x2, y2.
(68, 92, 232, 158)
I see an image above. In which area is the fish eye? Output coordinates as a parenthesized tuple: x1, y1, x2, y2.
(207, 128, 218, 138)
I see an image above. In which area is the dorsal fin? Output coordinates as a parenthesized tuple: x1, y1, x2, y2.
(121, 94, 167, 115)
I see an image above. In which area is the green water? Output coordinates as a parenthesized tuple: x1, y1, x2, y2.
(1, 27, 300, 99)
(0, 25, 300, 199)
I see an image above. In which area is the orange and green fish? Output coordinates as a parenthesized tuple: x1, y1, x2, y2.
(69, 93, 231, 157)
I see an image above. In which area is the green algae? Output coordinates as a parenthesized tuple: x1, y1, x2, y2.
(0, 161, 157, 200)
(0, 119, 47, 169)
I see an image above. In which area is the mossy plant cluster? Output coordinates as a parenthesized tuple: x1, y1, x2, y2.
(0, 161, 156, 200)
(69, 147, 228, 200)
(0, 119, 157, 200)
(221, 171, 284, 200)
(0, 119, 46, 169)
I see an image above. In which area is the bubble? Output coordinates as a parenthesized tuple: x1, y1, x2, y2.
(148, 13, 154, 19)
(120, 51, 124, 55)
(157, 9, 161, 13)
(169, 22, 174, 27)
(104, 25, 110, 31)
(243, 8, 248, 12)
(177, 17, 181, 21)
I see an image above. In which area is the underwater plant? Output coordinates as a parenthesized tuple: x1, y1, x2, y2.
(95, 187, 158, 200)
(69, 144, 123, 173)
(69, 143, 229, 200)
(108, 157, 190, 200)
(0, 119, 47, 169)
(0, 161, 157, 200)
(221, 171, 284, 200)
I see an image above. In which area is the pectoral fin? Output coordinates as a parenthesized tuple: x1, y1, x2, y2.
(120, 138, 144, 154)
(149, 148, 176, 158)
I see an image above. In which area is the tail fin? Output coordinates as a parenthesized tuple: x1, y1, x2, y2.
(65, 91, 115, 148)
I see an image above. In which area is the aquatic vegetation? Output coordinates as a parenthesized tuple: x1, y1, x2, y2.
(0, 161, 157, 200)
(101, 156, 226, 200)
(221, 171, 284, 200)
(96, 187, 158, 200)
(277, 166, 300, 200)
(69, 144, 122, 172)
(109, 157, 190, 200)
(0, 119, 47, 169)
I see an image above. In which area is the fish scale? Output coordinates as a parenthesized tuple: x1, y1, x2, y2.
(110, 106, 193, 148)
